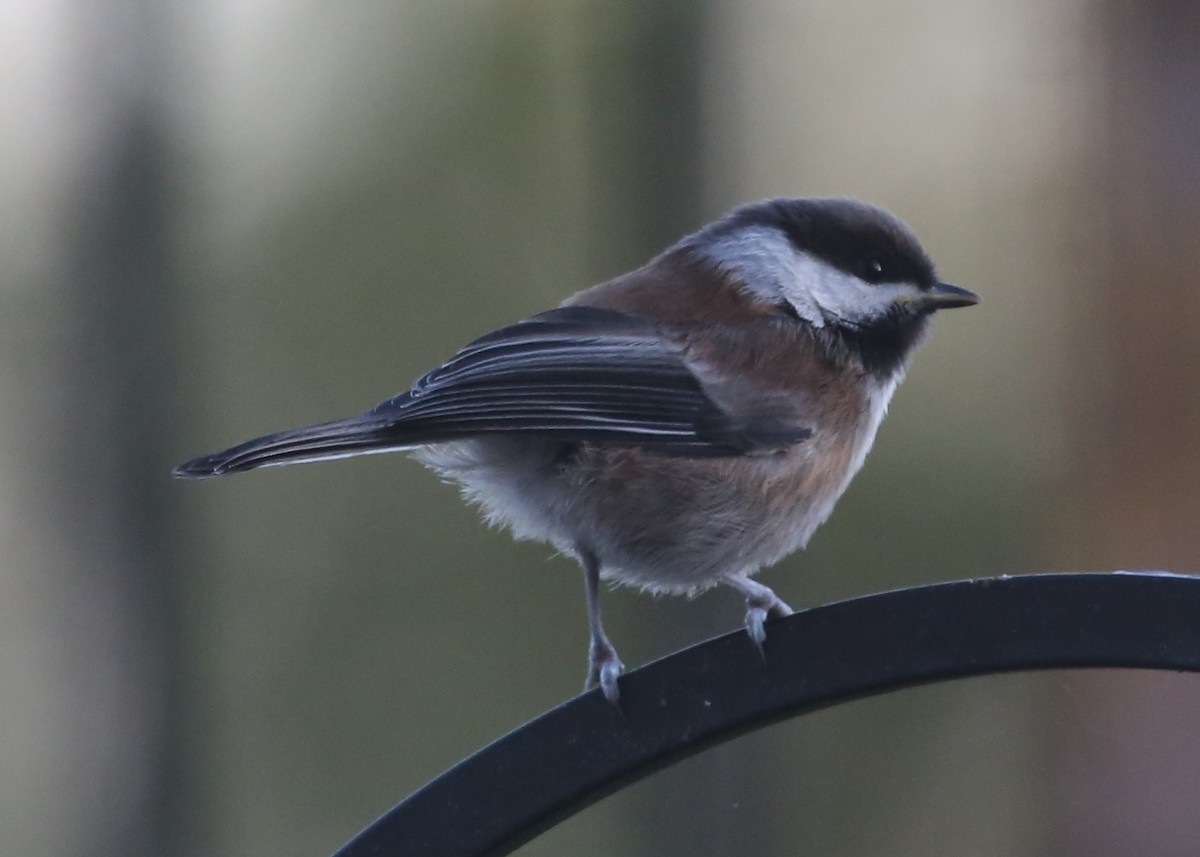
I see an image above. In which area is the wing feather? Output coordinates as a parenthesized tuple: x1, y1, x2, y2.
(364, 306, 749, 451)
(174, 306, 812, 477)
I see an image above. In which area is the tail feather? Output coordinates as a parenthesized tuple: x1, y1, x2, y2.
(173, 416, 407, 478)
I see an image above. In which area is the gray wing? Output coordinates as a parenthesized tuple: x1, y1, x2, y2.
(367, 306, 811, 454)
(174, 306, 811, 477)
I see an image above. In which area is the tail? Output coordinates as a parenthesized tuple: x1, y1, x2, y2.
(173, 416, 409, 478)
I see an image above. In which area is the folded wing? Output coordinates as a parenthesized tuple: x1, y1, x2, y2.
(174, 306, 812, 477)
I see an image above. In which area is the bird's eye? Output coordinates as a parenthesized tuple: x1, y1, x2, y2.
(862, 259, 886, 282)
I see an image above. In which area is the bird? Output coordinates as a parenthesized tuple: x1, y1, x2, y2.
(175, 197, 979, 703)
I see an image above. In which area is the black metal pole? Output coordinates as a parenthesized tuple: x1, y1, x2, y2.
(329, 571, 1200, 857)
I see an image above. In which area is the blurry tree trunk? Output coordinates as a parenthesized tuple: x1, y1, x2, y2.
(59, 2, 187, 855)
(1055, 3, 1200, 855)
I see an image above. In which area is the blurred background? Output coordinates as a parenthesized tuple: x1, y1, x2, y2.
(3, 1, 1200, 855)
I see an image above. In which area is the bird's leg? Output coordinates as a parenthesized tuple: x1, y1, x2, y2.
(579, 548, 624, 704)
(722, 575, 794, 650)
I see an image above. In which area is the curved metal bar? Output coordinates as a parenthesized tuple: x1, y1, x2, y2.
(331, 571, 1200, 857)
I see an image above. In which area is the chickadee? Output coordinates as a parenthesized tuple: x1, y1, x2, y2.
(176, 197, 978, 703)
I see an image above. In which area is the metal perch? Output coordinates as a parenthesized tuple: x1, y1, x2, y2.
(330, 571, 1200, 857)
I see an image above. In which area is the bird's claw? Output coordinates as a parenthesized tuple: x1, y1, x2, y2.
(745, 605, 769, 651)
(585, 640, 625, 704)
(725, 575, 794, 654)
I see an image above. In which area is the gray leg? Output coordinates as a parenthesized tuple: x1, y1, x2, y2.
(722, 575, 794, 649)
(579, 547, 623, 704)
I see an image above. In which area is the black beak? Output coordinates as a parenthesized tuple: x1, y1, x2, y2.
(920, 282, 980, 310)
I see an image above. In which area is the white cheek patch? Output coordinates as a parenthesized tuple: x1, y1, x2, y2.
(699, 226, 920, 327)
(701, 226, 819, 317)
(788, 255, 919, 327)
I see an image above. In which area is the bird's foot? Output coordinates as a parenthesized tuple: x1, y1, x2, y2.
(745, 605, 769, 649)
(584, 637, 625, 704)
(723, 576, 794, 653)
